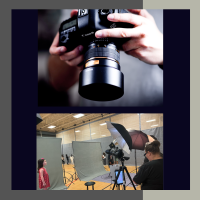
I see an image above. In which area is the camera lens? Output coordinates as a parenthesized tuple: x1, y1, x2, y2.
(79, 38, 124, 101)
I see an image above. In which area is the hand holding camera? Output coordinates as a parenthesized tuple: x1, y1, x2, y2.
(49, 9, 163, 101)
(49, 10, 84, 70)
(95, 9, 163, 65)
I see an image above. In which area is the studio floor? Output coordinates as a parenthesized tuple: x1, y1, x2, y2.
(62, 164, 141, 190)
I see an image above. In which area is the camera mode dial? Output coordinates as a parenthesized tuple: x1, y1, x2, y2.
(99, 9, 114, 16)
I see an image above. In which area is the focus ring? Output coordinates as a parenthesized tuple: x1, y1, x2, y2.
(84, 47, 120, 63)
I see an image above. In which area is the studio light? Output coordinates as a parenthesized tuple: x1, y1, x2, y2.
(48, 125, 56, 129)
(73, 114, 84, 118)
(105, 121, 156, 151)
(151, 124, 158, 127)
(146, 119, 156, 122)
(100, 123, 106, 126)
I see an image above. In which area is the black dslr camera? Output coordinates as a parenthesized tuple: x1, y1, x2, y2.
(105, 142, 124, 159)
(59, 9, 133, 101)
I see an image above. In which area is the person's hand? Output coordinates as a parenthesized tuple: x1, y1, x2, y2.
(43, 182, 46, 186)
(95, 9, 163, 65)
(49, 9, 84, 70)
(48, 9, 84, 92)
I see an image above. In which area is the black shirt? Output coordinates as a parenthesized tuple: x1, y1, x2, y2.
(133, 159, 163, 190)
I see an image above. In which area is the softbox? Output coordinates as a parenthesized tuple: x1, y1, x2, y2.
(37, 113, 43, 125)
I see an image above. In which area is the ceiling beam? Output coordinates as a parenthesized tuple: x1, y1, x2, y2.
(39, 114, 73, 129)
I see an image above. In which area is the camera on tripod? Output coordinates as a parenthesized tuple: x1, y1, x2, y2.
(105, 141, 126, 160)
(59, 9, 133, 101)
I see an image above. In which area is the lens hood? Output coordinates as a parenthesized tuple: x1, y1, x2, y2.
(79, 66, 124, 101)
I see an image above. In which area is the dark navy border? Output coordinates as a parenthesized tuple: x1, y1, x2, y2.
(12, 9, 190, 190)
(12, 10, 38, 190)
(163, 9, 190, 190)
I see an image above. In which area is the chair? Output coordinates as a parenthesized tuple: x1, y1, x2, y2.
(84, 182, 95, 190)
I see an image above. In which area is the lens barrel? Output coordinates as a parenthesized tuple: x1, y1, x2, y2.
(79, 40, 124, 101)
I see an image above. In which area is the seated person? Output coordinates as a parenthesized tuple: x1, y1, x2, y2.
(133, 141, 163, 190)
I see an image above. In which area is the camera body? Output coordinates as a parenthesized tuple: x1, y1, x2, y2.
(59, 9, 133, 101)
(105, 142, 124, 159)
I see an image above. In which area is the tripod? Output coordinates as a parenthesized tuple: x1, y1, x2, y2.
(72, 167, 78, 180)
(112, 157, 136, 190)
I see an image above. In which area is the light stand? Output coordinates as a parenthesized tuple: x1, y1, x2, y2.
(112, 157, 136, 190)
(72, 166, 78, 180)
(134, 113, 142, 174)
(63, 166, 67, 184)
(135, 149, 137, 174)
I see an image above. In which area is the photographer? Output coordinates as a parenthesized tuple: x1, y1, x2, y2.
(143, 135, 163, 165)
(47, 9, 163, 106)
(133, 141, 163, 190)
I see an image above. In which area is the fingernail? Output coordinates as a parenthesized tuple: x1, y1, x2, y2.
(108, 14, 114, 20)
(60, 47, 66, 52)
(96, 31, 102, 38)
(79, 45, 83, 52)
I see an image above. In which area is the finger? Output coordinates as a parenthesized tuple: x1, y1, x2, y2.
(107, 13, 145, 26)
(125, 48, 141, 58)
(70, 9, 78, 18)
(95, 27, 144, 39)
(49, 32, 67, 55)
(66, 54, 84, 67)
(127, 9, 154, 21)
(59, 45, 84, 61)
(122, 38, 142, 52)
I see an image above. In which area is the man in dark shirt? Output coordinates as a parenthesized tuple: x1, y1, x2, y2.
(133, 140, 163, 190)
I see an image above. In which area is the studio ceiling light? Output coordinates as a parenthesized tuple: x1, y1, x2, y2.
(146, 119, 156, 122)
(100, 123, 106, 126)
(151, 125, 158, 127)
(75, 130, 80, 132)
(48, 125, 56, 129)
(73, 114, 84, 118)
(91, 133, 96, 135)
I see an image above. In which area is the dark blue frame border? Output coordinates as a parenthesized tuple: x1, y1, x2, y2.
(12, 9, 190, 190)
